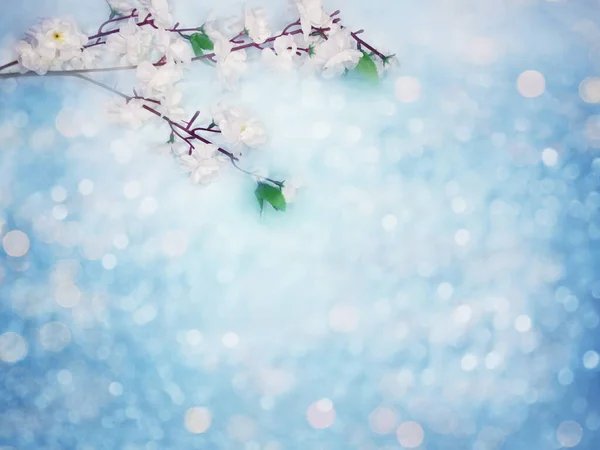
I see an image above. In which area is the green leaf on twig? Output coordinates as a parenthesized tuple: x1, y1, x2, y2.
(354, 52, 378, 84)
(189, 32, 214, 56)
(255, 182, 286, 214)
(167, 132, 175, 144)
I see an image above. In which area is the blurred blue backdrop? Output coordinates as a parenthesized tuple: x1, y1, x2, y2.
(1, 0, 600, 449)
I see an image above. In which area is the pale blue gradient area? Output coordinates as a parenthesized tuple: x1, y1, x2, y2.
(1, 0, 600, 449)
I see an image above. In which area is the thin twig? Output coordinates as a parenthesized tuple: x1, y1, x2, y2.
(65, 73, 260, 177)
(68, 72, 128, 99)
(350, 31, 386, 60)
(0, 61, 17, 72)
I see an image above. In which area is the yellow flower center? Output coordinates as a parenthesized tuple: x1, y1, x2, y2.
(240, 125, 248, 132)
(52, 31, 65, 42)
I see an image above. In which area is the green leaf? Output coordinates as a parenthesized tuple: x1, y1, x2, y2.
(189, 32, 214, 56)
(256, 197, 264, 214)
(355, 52, 379, 84)
(254, 182, 286, 213)
(167, 132, 175, 144)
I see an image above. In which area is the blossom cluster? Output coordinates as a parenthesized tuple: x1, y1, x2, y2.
(16, 18, 90, 74)
(1, 0, 394, 210)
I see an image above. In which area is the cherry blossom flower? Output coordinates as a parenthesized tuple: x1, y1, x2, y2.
(16, 41, 52, 74)
(158, 89, 185, 120)
(212, 104, 267, 150)
(311, 25, 362, 78)
(204, 10, 245, 37)
(107, 98, 153, 129)
(105, 19, 154, 65)
(66, 47, 103, 70)
(296, 0, 331, 42)
(30, 18, 88, 55)
(152, 28, 193, 64)
(169, 142, 189, 156)
(261, 35, 297, 71)
(136, 60, 182, 96)
(179, 143, 222, 185)
(244, 8, 271, 44)
(107, 0, 137, 15)
(138, 0, 173, 28)
(208, 30, 247, 88)
(16, 18, 88, 74)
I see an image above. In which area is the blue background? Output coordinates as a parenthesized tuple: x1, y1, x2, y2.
(1, 0, 600, 448)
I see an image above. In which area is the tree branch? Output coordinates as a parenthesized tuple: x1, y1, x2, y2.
(0, 10, 390, 78)
(65, 73, 283, 185)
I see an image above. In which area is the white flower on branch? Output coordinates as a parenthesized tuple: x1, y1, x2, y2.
(244, 8, 271, 44)
(213, 104, 267, 150)
(296, 0, 331, 42)
(311, 25, 362, 78)
(169, 142, 189, 156)
(107, 98, 153, 129)
(107, 0, 137, 15)
(16, 41, 52, 75)
(208, 30, 247, 89)
(136, 60, 182, 97)
(31, 18, 88, 55)
(105, 19, 153, 65)
(16, 18, 88, 74)
(261, 35, 297, 71)
(138, 0, 173, 28)
(179, 143, 222, 185)
(158, 89, 185, 120)
(204, 10, 245, 37)
(152, 28, 193, 64)
(66, 47, 103, 70)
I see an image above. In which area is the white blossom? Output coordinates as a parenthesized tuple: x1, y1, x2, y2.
(158, 89, 185, 119)
(16, 41, 52, 75)
(179, 143, 222, 185)
(107, 98, 153, 129)
(311, 26, 362, 78)
(166, 38, 193, 63)
(169, 142, 189, 156)
(30, 18, 88, 56)
(208, 30, 247, 88)
(138, 0, 173, 28)
(136, 60, 182, 96)
(152, 28, 193, 64)
(16, 18, 88, 74)
(105, 19, 154, 65)
(261, 35, 297, 71)
(296, 0, 331, 42)
(107, 0, 137, 15)
(66, 47, 103, 70)
(204, 10, 245, 37)
(244, 8, 271, 44)
(212, 104, 267, 150)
